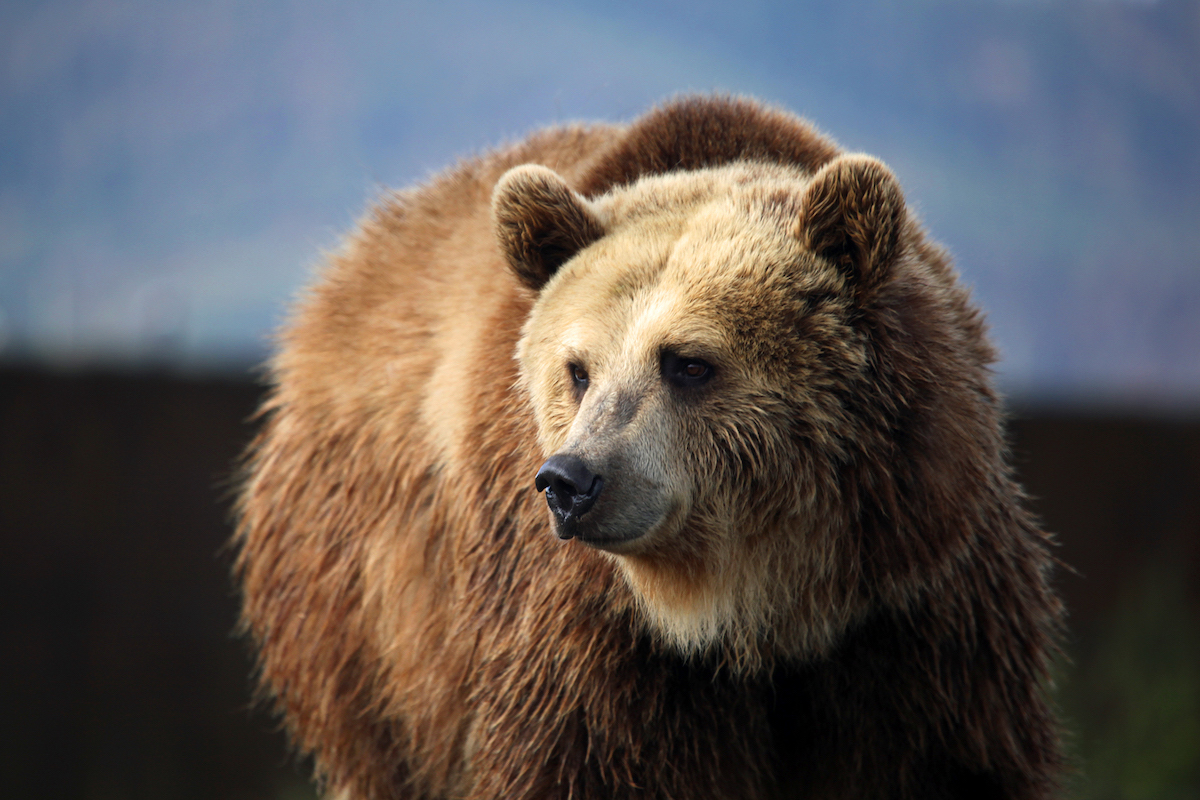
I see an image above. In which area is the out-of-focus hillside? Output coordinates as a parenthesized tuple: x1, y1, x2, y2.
(1, 0, 1198, 406)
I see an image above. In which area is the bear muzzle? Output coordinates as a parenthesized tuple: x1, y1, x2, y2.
(535, 454, 604, 540)
(535, 451, 677, 550)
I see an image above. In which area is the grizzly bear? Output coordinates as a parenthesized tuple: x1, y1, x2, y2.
(235, 96, 1064, 800)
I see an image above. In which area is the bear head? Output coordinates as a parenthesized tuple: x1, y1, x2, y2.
(493, 155, 987, 669)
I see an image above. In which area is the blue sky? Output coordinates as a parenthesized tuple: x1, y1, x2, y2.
(2, 0, 1198, 407)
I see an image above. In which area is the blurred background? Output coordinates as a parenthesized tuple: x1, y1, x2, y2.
(1, 0, 1196, 797)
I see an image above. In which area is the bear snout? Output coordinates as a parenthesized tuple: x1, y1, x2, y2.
(535, 454, 604, 539)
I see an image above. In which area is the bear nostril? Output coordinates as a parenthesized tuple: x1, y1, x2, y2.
(535, 454, 603, 521)
(571, 475, 603, 516)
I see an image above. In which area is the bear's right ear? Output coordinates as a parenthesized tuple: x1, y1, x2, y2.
(493, 165, 606, 291)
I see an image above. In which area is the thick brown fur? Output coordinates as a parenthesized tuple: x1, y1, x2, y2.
(235, 96, 1064, 799)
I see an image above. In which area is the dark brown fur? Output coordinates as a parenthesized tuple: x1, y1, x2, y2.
(235, 96, 1064, 799)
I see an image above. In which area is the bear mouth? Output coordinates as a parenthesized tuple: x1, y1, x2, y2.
(573, 528, 647, 552)
(551, 501, 683, 555)
(551, 514, 643, 549)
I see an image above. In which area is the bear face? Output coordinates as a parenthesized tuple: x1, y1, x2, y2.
(495, 156, 911, 663)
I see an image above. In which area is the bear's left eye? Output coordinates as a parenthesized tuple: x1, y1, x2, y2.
(662, 353, 714, 388)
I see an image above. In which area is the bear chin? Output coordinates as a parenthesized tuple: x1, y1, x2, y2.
(615, 542, 860, 673)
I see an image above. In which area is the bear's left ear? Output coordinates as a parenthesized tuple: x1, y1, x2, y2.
(493, 165, 606, 291)
(798, 154, 906, 298)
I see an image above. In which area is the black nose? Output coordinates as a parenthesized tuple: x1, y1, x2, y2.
(535, 454, 604, 536)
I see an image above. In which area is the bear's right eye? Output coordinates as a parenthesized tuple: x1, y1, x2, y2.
(569, 364, 589, 392)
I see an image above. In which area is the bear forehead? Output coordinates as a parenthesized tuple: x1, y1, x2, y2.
(533, 164, 848, 354)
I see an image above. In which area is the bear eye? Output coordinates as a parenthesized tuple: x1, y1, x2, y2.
(662, 353, 714, 388)
(569, 363, 589, 390)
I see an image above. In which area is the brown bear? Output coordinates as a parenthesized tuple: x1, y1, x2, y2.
(235, 96, 1064, 800)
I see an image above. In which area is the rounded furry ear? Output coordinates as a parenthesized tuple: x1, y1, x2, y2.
(492, 165, 606, 291)
(799, 155, 906, 296)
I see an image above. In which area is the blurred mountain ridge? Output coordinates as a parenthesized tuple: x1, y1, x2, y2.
(1, 0, 1197, 406)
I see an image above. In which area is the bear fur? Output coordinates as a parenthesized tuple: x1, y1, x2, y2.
(235, 96, 1064, 800)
